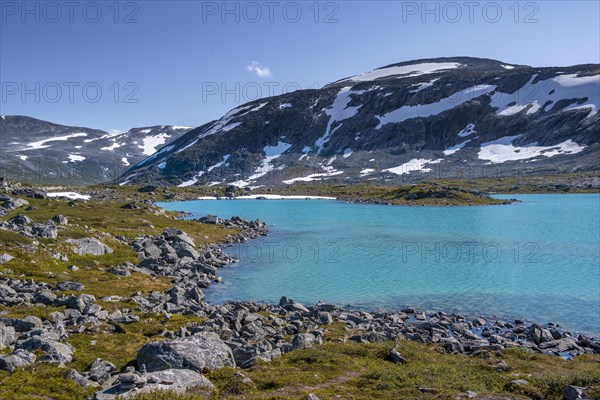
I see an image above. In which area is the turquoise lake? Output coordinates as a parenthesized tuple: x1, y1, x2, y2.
(158, 194, 600, 335)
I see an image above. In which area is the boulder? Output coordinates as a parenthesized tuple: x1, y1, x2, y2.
(56, 281, 85, 292)
(1, 316, 43, 332)
(387, 347, 407, 364)
(2, 197, 29, 210)
(0, 321, 16, 349)
(198, 215, 222, 225)
(11, 188, 47, 199)
(34, 290, 58, 305)
(138, 185, 158, 193)
(0, 253, 14, 265)
(63, 294, 96, 312)
(529, 324, 554, 344)
(32, 223, 58, 239)
(89, 358, 116, 383)
(291, 333, 323, 350)
(8, 214, 32, 225)
(94, 369, 214, 400)
(66, 238, 113, 256)
(0, 284, 18, 299)
(52, 215, 69, 225)
(0, 349, 36, 372)
(17, 337, 75, 363)
(563, 385, 588, 400)
(136, 332, 235, 372)
(163, 228, 195, 246)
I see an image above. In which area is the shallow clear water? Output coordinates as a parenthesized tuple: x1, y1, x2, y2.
(158, 194, 600, 335)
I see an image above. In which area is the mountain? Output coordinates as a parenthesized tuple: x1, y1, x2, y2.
(119, 57, 600, 188)
(0, 116, 192, 185)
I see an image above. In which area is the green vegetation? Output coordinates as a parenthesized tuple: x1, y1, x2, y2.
(2, 339, 599, 400)
(276, 183, 510, 205)
(0, 183, 599, 399)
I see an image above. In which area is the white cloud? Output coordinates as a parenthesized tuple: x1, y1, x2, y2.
(247, 61, 272, 78)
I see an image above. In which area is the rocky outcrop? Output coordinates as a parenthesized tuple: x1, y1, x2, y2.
(120, 57, 600, 188)
(137, 332, 236, 372)
(66, 238, 113, 256)
(0, 116, 192, 185)
(94, 368, 214, 400)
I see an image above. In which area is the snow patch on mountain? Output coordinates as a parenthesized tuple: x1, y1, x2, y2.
(231, 142, 292, 187)
(26, 132, 88, 149)
(101, 141, 124, 151)
(207, 154, 231, 172)
(315, 87, 364, 153)
(492, 74, 600, 117)
(376, 85, 495, 127)
(410, 78, 439, 93)
(140, 133, 172, 156)
(360, 168, 375, 176)
(384, 158, 443, 175)
(176, 103, 267, 155)
(66, 154, 85, 162)
(282, 165, 344, 184)
(458, 123, 477, 137)
(347, 62, 461, 82)
(478, 139, 585, 164)
(444, 140, 470, 155)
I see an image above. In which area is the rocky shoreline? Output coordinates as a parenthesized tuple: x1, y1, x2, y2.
(0, 185, 598, 399)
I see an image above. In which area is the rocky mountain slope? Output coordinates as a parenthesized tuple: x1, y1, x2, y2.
(120, 57, 600, 188)
(0, 115, 191, 185)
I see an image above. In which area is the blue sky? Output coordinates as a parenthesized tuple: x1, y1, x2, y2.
(1, 0, 599, 131)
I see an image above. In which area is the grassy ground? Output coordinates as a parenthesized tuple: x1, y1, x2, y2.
(0, 187, 599, 399)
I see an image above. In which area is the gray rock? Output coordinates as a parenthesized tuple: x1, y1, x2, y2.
(8, 214, 31, 225)
(0, 253, 14, 265)
(306, 395, 321, 400)
(34, 290, 58, 305)
(0, 284, 18, 298)
(89, 358, 116, 383)
(63, 294, 96, 312)
(17, 337, 75, 363)
(198, 215, 222, 225)
(163, 228, 196, 246)
(52, 214, 69, 225)
(56, 281, 85, 292)
(284, 302, 310, 313)
(0, 349, 36, 371)
(66, 238, 113, 256)
(137, 332, 236, 372)
(173, 242, 200, 259)
(32, 223, 58, 239)
(387, 347, 407, 364)
(0, 321, 16, 349)
(529, 324, 554, 344)
(1, 316, 43, 332)
(66, 369, 98, 387)
(317, 311, 333, 324)
(95, 369, 214, 400)
(2, 197, 29, 210)
(291, 333, 322, 350)
(563, 385, 587, 400)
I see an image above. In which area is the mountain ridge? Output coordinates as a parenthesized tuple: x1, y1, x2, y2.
(120, 56, 599, 188)
(0, 115, 192, 185)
